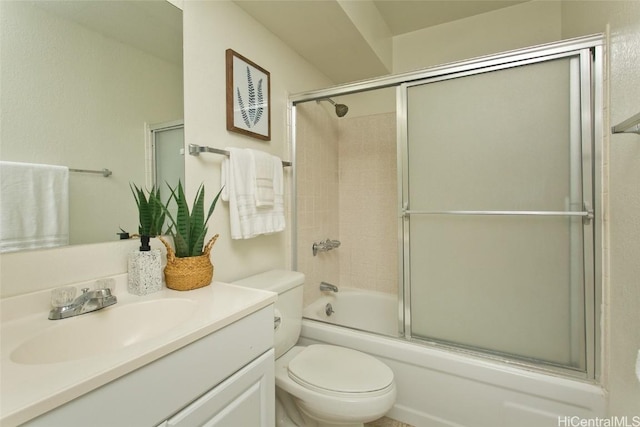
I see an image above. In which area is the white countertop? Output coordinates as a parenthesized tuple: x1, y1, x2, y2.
(0, 275, 277, 426)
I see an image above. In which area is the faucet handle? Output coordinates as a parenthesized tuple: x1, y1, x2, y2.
(51, 286, 76, 308)
(95, 278, 115, 292)
(93, 288, 113, 298)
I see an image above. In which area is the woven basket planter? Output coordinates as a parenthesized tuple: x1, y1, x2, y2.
(159, 234, 219, 291)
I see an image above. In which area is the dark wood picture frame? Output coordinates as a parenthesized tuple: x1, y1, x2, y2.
(225, 49, 271, 141)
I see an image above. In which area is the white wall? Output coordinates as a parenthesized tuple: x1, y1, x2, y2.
(393, 0, 562, 73)
(181, 0, 332, 283)
(561, 0, 640, 416)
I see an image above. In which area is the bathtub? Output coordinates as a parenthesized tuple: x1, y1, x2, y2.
(300, 289, 605, 427)
(303, 288, 398, 336)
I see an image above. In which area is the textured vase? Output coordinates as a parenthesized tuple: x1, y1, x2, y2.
(127, 248, 162, 295)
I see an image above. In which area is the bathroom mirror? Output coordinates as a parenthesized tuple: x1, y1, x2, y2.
(0, 0, 183, 251)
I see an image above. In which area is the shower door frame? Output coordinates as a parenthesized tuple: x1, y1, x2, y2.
(289, 34, 604, 380)
(399, 47, 601, 379)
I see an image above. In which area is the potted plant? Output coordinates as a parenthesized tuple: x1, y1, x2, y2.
(128, 184, 168, 295)
(130, 184, 167, 249)
(156, 181, 224, 291)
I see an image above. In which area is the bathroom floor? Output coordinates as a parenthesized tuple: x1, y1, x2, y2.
(365, 417, 415, 427)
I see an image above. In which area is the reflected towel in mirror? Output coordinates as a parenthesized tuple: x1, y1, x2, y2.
(0, 161, 69, 252)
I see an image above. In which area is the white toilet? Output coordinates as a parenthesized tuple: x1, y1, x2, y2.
(234, 270, 396, 427)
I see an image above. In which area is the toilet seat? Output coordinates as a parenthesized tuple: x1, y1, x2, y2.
(287, 344, 394, 397)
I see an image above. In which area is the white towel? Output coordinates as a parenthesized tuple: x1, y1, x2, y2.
(221, 148, 285, 239)
(252, 149, 276, 207)
(0, 161, 69, 252)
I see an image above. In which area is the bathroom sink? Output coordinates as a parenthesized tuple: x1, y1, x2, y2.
(11, 298, 196, 365)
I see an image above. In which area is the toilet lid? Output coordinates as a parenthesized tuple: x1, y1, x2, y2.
(288, 345, 394, 394)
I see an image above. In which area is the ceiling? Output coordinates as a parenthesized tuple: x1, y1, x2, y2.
(234, 0, 529, 83)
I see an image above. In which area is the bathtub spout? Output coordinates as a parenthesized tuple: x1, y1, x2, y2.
(320, 282, 339, 293)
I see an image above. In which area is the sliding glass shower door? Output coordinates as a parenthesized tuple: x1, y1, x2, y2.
(402, 51, 595, 373)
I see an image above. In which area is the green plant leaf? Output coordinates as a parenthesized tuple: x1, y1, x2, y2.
(174, 181, 191, 249)
(130, 183, 166, 236)
(189, 184, 206, 256)
(159, 180, 223, 258)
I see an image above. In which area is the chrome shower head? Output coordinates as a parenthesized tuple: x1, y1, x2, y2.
(319, 98, 349, 117)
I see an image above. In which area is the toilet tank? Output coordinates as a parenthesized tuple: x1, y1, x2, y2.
(233, 270, 305, 358)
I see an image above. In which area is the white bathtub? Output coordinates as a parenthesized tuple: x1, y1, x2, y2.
(303, 288, 398, 336)
(300, 289, 605, 427)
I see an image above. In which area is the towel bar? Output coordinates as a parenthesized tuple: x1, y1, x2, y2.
(188, 144, 292, 167)
(69, 168, 112, 177)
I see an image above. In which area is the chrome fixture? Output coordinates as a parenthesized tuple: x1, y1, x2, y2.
(69, 167, 113, 177)
(188, 144, 292, 166)
(49, 286, 117, 320)
(612, 111, 640, 135)
(317, 98, 349, 117)
(320, 282, 339, 293)
(274, 315, 282, 330)
(325, 303, 335, 316)
(312, 238, 341, 256)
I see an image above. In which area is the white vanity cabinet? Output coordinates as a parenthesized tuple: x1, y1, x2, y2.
(23, 306, 275, 427)
(158, 349, 274, 427)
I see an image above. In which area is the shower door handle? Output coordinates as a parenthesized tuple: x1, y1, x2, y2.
(403, 209, 594, 219)
(583, 201, 594, 225)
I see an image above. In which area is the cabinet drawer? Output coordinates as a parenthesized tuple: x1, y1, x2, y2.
(162, 349, 275, 427)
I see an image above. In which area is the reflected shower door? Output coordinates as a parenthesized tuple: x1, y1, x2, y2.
(152, 121, 185, 193)
(404, 54, 594, 372)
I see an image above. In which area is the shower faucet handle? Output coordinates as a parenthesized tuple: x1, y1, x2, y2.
(312, 238, 341, 256)
(326, 239, 341, 249)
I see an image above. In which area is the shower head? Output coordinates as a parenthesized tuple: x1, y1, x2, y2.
(319, 98, 349, 117)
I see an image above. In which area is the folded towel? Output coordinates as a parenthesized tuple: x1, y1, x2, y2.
(221, 148, 285, 239)
(252, 149, 275, 207)
(0, 161, 69, 252)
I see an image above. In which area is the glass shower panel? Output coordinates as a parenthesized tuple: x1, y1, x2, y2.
(406, 57, 587, 370)
(153, 125, 185, 191)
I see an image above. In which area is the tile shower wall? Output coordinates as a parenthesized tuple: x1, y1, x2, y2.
(296, 103, 340, 306)
(297, 103, 397, 306)
(338, 113, 397, 294)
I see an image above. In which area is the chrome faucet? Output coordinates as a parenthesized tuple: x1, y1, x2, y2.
(312, 238, 341, 256)
(49, 287, 117, 320)
(319, 282, 339, 293)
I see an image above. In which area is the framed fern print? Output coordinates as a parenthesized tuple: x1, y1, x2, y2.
(226, 49, 271, 141)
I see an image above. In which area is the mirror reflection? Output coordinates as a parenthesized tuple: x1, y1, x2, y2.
(0, 0, 183, 252)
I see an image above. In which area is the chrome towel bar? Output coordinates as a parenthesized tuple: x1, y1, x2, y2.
(69, 168, 112, 177)
(188, 144, 292, 167)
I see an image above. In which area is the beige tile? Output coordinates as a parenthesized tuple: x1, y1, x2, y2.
(298, 107, 399, 305)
